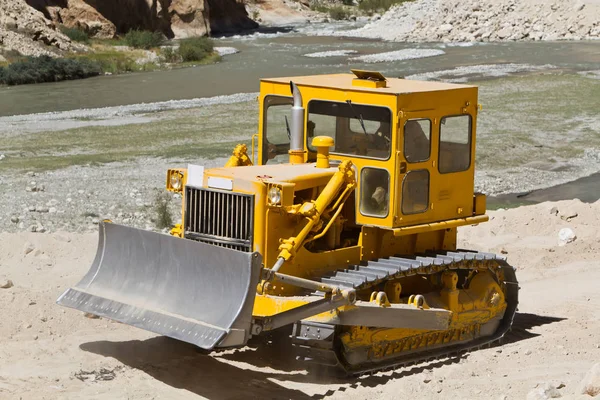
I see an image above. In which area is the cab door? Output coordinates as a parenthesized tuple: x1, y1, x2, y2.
(394, 111, 435, 226)
(395, 102, 477, 226)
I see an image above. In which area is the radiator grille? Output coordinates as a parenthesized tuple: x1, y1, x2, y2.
(184, 187, 254, 252)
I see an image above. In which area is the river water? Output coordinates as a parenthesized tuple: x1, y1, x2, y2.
(0, 24, 599, 200)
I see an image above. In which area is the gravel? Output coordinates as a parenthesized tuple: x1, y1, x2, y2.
(340, 0, 600, 42)
(214, 47, 240, 56)
(0, 92, 259, 134)
(349, 48, 445, 63)
(303, 50, 358, 58)
(406, 64, 556, 83)
(0, 157, 229, 234)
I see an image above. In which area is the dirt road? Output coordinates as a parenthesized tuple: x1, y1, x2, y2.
(1, 199, 598, 399)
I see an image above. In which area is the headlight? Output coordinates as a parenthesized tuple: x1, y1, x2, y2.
(268, 186, 282, 205)
(170, 172, 182, 190)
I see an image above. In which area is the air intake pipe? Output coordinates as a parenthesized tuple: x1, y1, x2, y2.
(289, 81, 306, 164)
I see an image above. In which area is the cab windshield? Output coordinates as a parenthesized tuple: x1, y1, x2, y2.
(307, 100, 392, 160)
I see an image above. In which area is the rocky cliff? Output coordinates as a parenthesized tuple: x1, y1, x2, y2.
(25, 0, 257, 39)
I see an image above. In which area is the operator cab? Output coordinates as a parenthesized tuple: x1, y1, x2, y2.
(258, 70, 482, 230)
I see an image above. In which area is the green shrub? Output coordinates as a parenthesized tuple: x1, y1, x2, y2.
(0, 56, 101, 86)
(80, 51, 138, 74)
(124, 29, 164, 49)
(161, 46, 181, 63)
(178, 37, 214, 62)
(358, 0, 408, 13)
(153, 192, 173, 229)
(329, 6, 350, 20)
(59, 25, 90, 43)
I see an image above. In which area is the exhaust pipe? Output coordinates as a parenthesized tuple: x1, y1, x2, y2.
(289, 81, 305, 164)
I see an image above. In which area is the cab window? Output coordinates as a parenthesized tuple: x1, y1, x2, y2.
(404, 119, 431, 163)
(360, 167, 390, 218)
(307, 100, 392, 160)
(401, 170, 430, 214)
(439, 115, 471, 173)
(263, 95, 293, 164)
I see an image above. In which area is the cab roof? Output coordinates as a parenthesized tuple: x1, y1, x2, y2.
(261, 73, 476, 95)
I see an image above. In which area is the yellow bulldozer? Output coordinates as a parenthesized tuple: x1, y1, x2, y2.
(57, 70, 518, 374)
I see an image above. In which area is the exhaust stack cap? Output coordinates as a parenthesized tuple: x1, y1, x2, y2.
(312, 136, 334, 168)
(288, 81, 306, 164)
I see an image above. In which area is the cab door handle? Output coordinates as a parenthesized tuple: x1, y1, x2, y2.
(399, 162, 407, 174)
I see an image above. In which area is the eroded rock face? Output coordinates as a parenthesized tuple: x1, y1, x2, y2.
(58, 0, 116, 39)
(0, 0, 80, 56)
(25, 0, 257, 39)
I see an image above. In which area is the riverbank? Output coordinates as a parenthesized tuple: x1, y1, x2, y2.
(0, 35, 229, 86)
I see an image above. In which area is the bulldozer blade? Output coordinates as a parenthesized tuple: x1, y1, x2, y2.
(57, 222, 262, 350)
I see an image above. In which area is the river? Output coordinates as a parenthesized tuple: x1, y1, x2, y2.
(0, 25, 599, 201)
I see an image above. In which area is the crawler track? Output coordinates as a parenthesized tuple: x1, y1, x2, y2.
(291, 250, 519, 376)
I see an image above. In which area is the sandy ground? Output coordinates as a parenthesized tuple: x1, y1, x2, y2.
(0, 199, 599, 399)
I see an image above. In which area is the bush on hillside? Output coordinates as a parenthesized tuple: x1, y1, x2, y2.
(178, 37, 214, 62)
(329, 6, 351, 20)
(59, 25, 90, 44)
(358, 0, 408, 13)
(124, 29, 165, 49)
(0, 56, 101, 86)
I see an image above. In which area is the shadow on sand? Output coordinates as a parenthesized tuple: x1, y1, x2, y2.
(81, 312, 565, 399)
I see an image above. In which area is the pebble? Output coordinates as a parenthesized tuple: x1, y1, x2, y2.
(579, 363, 600, 396)
(558, 228, 576, 246)
(0, 278, 14, 289)
(527, 382, 562, 400)
(24, 242, 35, 255)
(10, 216, 19, 223)
(55, 233, 71, 243)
